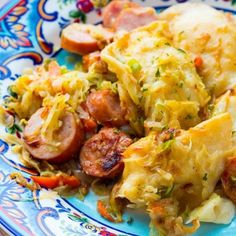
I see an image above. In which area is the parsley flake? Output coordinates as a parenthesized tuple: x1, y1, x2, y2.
(203, 173, 208, 181)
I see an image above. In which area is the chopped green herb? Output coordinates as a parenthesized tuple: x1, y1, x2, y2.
(178, 81, 184, 88)
(7, 86, 18, 99)
(60, 67, 68, 74)
(208, 104, 214, 112)
(139, 116, 144, 125)
(155, 68, 160, 78)
(43, 58, 54, 71)
(161, 139, 174, 152)
(127, 217, 133, 225)
(203, 173, 208, 181)
(128, 59, 142, 73)
(165, 42, 170, 46)
(156, 184, 174, 198)
(113, 128, 120, 134)
(181, 207, 190, 221)
(185, 114, 193, 120)
(161, 125, 168, 132)
(230, 176, 236, 184)
(169, 131, 175, 140)
(141, 87, 148, 92)
(177, 48, 186, 54)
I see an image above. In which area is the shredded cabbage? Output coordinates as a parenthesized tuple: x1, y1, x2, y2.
(5, 61, 89, 119)
(41, 94, 69, 146)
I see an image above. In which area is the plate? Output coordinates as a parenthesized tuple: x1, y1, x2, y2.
(0, 0, 236, 235)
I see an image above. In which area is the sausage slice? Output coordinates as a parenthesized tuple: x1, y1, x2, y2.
(114, 7, 158, 32)
(23, 108, 84, 163)
(61, 23, 113, 55)
(80, 127, 132, 178)
(86, 89, 127, 127)
(102, 0, 139, 28)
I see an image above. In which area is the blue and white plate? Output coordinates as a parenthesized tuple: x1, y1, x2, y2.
(0, 0, 236, 235)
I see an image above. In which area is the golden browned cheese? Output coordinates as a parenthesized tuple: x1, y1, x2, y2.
(116, 113, 232, 210)
(159, 3, 236, 96)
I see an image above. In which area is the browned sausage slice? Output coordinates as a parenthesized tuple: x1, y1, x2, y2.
(102, 0, 140, 28)
(80, 127, 132, 178)
(61, 23, 113, 55)
(23, 108, 84, 163)
(86, 89, 127, 127)
(114, 7, 158, 32)
(221, 157, 236, 203)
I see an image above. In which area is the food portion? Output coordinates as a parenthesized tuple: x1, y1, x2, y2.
(23, 107, 84, 163)
(2, 1, 236, 236)
(118, 113, 233, 235)
(80, 127, 132, 178)
(5, 61, 90, 119)
(86, 89, 127, 127)
(61, 23, 113, 55)
(101, 21, 209, 132)
(117, 113, 232, 207)
(159, 3, 236, 96)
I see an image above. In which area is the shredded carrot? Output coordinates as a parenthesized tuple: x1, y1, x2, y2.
(62, 175, 81, 188)
(31, 175, 81, 189)
(31, 176, 59, 189)
(97, 200, 115, 222)
(82, 118, 97, 132)
(194, 56, 203, 69)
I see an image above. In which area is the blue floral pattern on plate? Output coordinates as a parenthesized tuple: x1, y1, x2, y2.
(0, 0, 236, 235)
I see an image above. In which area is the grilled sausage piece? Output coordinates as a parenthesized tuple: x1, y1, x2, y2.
(61, 23, 113, 55)
(86, 89, 127, 127)
(23, 108, 84, 163)
(79, 127, 132, 178)
(102, 0, 139, 28)
(221, 157, 236, 203)
(114, 7, 158, 32)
